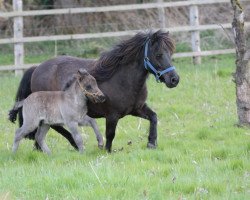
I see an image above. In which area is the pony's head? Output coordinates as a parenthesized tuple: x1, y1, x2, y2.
(92, 30, 179, 88)
(145, 30, 179, 88)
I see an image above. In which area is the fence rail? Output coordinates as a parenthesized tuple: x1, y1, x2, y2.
(1, 23, 250, 45)
(0, 0, 249, 73)
(0, 49, 235, 71)
(1, 0, 249, 18)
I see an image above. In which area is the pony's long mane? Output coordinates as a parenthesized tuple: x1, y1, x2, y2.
(91, 30, 175, 82)
(63, 75, 77, 91)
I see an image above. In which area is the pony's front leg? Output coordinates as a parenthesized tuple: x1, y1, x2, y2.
(105, 117, 119, 152)
(131, 104, 157, 148)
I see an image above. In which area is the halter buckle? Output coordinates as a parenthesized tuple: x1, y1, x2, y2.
(156, 71, 161, 82)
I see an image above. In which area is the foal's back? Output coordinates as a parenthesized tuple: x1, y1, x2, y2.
(22, 91, 71, 126)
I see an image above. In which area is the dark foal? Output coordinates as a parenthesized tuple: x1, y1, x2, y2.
(11, 30, 180, 152)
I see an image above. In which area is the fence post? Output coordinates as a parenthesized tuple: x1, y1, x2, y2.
(13, 0, 24, 75)
(157, 0, 165, 29)
(189, 4, 201, 64)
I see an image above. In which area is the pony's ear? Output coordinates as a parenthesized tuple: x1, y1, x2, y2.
(151, 30, 160, 44)
(78, 68, 89, 76)
(151, 30, 169, 44)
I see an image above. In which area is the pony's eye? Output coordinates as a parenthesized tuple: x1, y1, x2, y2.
(86, 85, 92, 90)
(156, 54, 162, 58)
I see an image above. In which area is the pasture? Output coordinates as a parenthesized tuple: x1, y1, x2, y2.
(0, 55, 249, 199)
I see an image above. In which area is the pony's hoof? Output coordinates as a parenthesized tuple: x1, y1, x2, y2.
(105, 147, 112, 153)
(98, 144, 104, 149)
(147, 142, 157, 149)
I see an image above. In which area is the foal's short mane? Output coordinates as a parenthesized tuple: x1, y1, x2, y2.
(63, 75, 77, 91)
(91, 30, 175, 82)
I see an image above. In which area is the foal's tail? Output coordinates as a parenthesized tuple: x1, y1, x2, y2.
(8, 66, 36, 124)
(8, 101, 23, 123)
(10, 100, 24, 111)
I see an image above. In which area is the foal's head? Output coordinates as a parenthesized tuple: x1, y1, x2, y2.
(76, 69, 106, 103)
(64, 69, 106, 103)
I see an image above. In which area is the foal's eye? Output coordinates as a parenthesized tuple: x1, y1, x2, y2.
(86, 85, 92, 90)
(156, 54, 162, 58)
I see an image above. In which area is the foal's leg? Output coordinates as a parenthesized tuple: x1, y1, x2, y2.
(131, 104, 158, 148)
(66, 122, 84, 153)
(12, 127, 24, 152)
(12, 125, 37, 152)
(34, 126, 79, 151)
(81, 116, 104, 149)
(105, 117, 119, 153)
(35, 124, 51, 154)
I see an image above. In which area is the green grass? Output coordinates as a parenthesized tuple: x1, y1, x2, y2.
(0, 55, 249, 199)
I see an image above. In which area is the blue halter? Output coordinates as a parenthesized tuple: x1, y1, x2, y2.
(144, 39, 175, 82)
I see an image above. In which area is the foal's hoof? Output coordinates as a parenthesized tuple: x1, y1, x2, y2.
(45, 151, 51, 156)
(79, 149, 84, 154)
(98, 144, 104, 149)
(147, 142, 157, 149)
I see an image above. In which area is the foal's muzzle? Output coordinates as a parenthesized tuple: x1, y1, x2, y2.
(96, 94, 106, 103)
(89, 93, 106, 103)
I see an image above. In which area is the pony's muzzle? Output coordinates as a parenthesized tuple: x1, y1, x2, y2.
(170, 75, 179, 86)
(162, 72, 180, 88)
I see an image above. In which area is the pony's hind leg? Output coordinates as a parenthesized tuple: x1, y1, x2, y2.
(80, 116, 104, 149)
(66, 122, 84, 153)
(35, 124, 51, 154)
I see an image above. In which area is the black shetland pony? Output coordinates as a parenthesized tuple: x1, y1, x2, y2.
(9, 30, 179, 152)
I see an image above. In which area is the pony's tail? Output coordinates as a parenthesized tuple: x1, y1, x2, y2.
(8, 66, 36, 124)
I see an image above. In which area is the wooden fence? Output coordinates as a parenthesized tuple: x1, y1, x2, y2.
(0, 0, 249, 75)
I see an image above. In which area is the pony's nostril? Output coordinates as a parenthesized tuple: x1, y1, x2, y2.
(171, 76, 178, 85)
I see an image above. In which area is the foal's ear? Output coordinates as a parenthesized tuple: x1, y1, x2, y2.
(78, 68, 89, 76)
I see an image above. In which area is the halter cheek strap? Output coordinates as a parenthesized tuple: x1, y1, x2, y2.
(144, 39, 175, 82)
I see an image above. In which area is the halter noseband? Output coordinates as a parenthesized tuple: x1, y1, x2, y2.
(76, 78, 100, 102)
(144, 39, 175, 82)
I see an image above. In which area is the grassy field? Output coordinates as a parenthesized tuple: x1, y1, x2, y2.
(0, 55, 249, 200)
